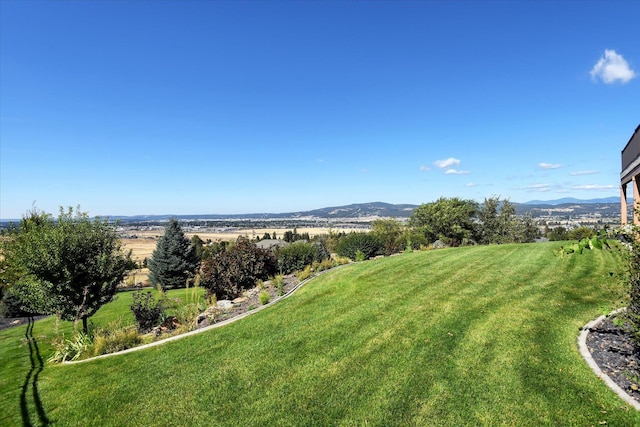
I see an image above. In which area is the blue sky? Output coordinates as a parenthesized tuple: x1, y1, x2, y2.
(1, 1, 638, 219)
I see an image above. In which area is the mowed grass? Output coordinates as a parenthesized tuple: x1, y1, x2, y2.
(2, 242, 639, 426)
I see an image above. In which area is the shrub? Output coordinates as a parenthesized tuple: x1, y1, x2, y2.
(336, 232, 382, 261)
(91, 322, 143, 356)
(278, 242, 318, 274)
(48, 332, 93, 363)
(271, 274, 285, 296)
(130, 291, 164, 333)
(259, 290, 270, 305)
(200, 236, 277, 300)
(295, 265, 313, 281)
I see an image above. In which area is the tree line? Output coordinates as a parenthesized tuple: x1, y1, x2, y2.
(0, 196, 544, 334)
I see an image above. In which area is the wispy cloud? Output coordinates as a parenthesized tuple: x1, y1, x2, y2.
(419, 165, 431, 171)
(569, 170, 597, 176)
(524, 183, 552, 192)
(434, 157, 460, 169)
(445, 169, 470, 175)
(539, 162, 562, 170)
(590, 50, 637, 84)
(466, 182, 477, 187)
(571, 184, 616, 190)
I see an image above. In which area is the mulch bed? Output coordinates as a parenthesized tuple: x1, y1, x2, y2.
(586, 315, 640, 403)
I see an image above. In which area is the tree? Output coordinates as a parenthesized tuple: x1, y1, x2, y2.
(370, 218, 403, 255)
(336, 232, 382, 260)
(410, 197, 479, 246)
(200, 236, 277, 300)
(148, 219, 198, 291)
(0, 207, 131, 334)
(191, 235, 205, 261)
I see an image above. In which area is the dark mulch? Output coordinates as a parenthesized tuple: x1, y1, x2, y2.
(586, 315, 640, 403)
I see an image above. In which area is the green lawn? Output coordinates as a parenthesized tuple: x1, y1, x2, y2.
(2, 242, 638, 426)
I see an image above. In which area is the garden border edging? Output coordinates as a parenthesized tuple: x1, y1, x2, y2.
(578, 308, 640, 410)
(64, 265, 347, 365)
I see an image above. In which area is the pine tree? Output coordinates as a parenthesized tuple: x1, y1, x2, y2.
(148, 219, 198, 291)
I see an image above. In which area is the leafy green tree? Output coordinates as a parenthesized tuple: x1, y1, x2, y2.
(371, 219, 403, 255)
(410, 197, 479, 246)
(148, 219, 198, 291)
(0, 207, 131, 333)
(547, 226, 568, 241)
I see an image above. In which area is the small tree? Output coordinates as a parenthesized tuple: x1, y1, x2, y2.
(0, 207, 131, 334)
(336, 232, 382, 260)
(148, 219, 198, 291)
(371, 218, 403, 255)
(410, 197, 478, 246)
(200, 237, 277, 300)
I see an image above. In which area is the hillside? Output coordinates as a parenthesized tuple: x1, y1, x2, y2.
(2, 243, 637, 425)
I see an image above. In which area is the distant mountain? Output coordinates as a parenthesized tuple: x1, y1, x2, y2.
(522, 197, 620, 205)
(103, 202, 419, 224)
(291, 202, 418, 219)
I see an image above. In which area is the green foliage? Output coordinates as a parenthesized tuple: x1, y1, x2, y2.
(295, 264, 313, 281)
(618, 225, 640, 340)
(336, 232, 382, 260)
(567, 226, 595, 241)
(370, 219, 403, 255)
(553, 231, 610, 257)
(48, 332, 93, 363)
(130, 291, 165, 333)
(0, 207, 132, 333)
(4, 243, 636, 425)
(283, 227, 310, 243)
(259, 290, 271, 305)
(547, 226, 568, 241)
(91, 321, 143, 356)
(271, 274, 285, 296)
(191, 235, 205, 261)
(200, 236, 277, 300)
(409, 197, 478, 246)
(148, 219, 198, 291)
(277, 241, 319, 274)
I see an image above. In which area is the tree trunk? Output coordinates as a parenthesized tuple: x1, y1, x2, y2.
(82, 316, 88, 335)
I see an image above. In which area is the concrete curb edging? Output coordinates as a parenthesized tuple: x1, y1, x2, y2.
(578, 307, 640, 410)
(64, 265, 347, 365)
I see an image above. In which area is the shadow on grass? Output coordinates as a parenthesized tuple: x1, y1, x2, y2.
(20, 317, 49, 427)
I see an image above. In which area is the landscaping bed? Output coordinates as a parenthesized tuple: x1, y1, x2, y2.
(586, 315, 640, 403)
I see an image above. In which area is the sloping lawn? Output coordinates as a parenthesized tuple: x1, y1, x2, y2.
(2, 242, 638, 426)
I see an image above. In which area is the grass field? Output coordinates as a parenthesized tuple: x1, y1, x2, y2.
(2, 242, 639, 426)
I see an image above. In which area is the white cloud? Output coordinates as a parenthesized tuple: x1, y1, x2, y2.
(539, 162, 562, 170)
(571, 184, 616, 190)
(466, 182, 477, 187)
(569, 170, 597, 176)
(590, 50, 637, 84)
(419, 165, 431, 171)
(445, 168, 471, 175)
(434, 157, 460, 169)
(525, 183, 551, 192)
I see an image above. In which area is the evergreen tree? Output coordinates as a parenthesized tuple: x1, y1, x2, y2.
(148, 219, 198, 291)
